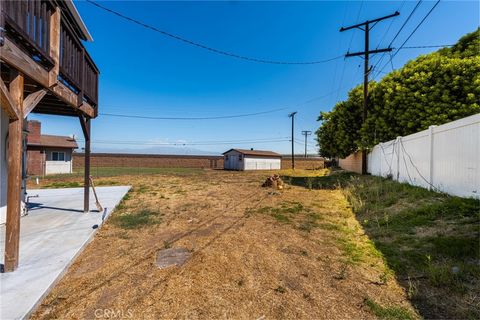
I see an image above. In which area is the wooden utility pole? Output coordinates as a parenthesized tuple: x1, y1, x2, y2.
(289, 112, 297, 169)
(301, 130, 312, 158)
(4, 71, 24, 272)
(340, 11, 399, 174)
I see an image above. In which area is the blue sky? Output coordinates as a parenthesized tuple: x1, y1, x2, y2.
(31, 0, 479, 155)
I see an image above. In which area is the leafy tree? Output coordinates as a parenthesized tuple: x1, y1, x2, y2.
(317, 28, 480, 156)
(316, 85, 364, 158)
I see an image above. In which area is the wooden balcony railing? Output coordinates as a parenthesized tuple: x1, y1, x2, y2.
(83, 51, 99, 107)
(2, 0, 99, 108)
(2, 0, 54, 67)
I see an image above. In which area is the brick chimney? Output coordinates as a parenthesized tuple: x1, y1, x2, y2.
(27, 120, 41, 144)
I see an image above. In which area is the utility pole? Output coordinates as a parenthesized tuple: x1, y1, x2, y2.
(288, 112, 297, 169)
(340, 11, 399, 175)
(301, 130, 312, 158)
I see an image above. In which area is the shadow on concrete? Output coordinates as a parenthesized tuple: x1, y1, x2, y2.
(27, 202, 85, 213)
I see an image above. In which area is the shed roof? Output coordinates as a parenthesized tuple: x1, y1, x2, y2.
(222, 149, 282, 158)
(28, 135, 78, 149)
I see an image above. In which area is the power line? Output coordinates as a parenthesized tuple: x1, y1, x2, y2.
(401, 44, 453, 49)
(100, 107, 288, 120)
(99, 85, 351, 121)
(388, 0, 423, 47)
(373, 0, 422, 79)
(375, 0, 441, 78)
(76, 137, 290, 146)
(86, 0, 343, 65)
(372, 0, 406, 78)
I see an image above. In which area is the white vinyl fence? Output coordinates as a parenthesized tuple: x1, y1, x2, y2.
(367, 113, 480, 198)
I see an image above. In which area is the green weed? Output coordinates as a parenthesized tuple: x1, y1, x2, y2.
(111, 209, 163, 229)
(364, 298, 416, 320)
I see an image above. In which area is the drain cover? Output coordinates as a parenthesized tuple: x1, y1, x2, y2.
(156, 248, 191, 269)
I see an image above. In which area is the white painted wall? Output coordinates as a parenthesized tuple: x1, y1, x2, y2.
(44, 149, 73, 174)
(0, 108, 8, 223)
(368, 113, 480, 198)
(45, 161, 72, 174)
(224, 150, 281, 171)
(244, 157, 281, 170)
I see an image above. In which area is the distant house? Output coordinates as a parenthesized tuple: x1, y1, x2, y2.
(223, 148, 282, 171)
(26, 121, 78, 175)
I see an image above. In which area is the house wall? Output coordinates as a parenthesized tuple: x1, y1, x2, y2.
(44, 148, 73, 175)
(0, 108, 8, 223)
(27, 149, 45, 176)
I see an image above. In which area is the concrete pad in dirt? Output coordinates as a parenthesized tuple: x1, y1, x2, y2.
(0, 186, 130, 320)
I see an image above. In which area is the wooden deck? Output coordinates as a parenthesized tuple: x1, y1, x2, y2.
(1, 0, 100, 272)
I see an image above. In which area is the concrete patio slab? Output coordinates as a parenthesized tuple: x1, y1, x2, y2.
(0, 186, 130, 320)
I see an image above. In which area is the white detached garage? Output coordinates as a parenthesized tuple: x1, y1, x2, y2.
(223, 149, 282, 171)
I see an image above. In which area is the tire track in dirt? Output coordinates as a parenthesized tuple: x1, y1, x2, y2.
(59, 181, 267, 312)
(123, 191, 272, 309)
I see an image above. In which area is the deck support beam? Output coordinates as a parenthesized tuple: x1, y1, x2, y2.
(4, 71, 24, 272)
(79, 115, 91, 213)
(0, 77, 20, 120)
(23, 89, 47, 118)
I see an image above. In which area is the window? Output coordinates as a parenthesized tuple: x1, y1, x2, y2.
(225, 155, 229, 161)
(52, 151, 65, 161)
(239, 155, 243, 161)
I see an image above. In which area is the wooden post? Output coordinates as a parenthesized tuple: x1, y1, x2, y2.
(4, 71, 24, 272)
(80, 116, 91, 213)
(48, 7, 61, 87)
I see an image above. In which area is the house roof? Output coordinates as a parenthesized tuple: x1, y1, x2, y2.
(64, 0, 94, 41)
(222, 149, 282, 158)
(28, 135, 78, 149)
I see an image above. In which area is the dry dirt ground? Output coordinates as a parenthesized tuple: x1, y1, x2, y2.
(31, 170, 418, 319)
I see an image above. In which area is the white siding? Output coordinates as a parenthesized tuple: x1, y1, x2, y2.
(244, 157, 281, 170)
(44, 149, 73, 174)
(368, 114, 480, 198)
(224, 150, 281, 171)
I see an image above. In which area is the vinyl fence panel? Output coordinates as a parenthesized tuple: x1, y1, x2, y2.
(368, 113, 480, 198)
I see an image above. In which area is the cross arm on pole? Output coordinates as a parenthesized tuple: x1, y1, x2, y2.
(345, 47, 393, 57)
(340, 11, 399, 32)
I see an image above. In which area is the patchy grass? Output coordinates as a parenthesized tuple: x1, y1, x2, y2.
(254, 201, 321, 232)
(41, 181, 82, 189)
(278, 168, 330, 178)
(284, 171, 480, 319)
(110, 209, 163, 229)
(32, 170, 418, 320)
(364, 298, 416, 320)
(282, 170, 353, 189)
(75, 166, 204, 177)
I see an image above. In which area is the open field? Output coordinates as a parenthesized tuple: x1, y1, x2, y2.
(28, 169, 478, 319)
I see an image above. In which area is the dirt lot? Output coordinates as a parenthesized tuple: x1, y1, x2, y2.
(31, 170, 417, 319)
